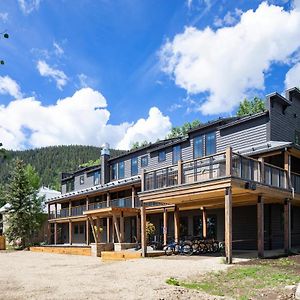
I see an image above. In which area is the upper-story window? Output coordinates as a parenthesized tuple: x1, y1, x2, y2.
(141, 155, 148, 168)
(118, 161, 125, 179)
(79, 175, 84, 185)
(172, 145, 181, 164)
(131, 157, 138, 176)
(206, 132, 216, 156)
(194, 135, 204, 158)
(66, 179, 75, 193)
(112, 163, 117, 180)
(158, 150, 166, 162)
(93, 171, 100, 185)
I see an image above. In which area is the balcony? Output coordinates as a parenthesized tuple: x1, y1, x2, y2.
(142, 150, 294, 193)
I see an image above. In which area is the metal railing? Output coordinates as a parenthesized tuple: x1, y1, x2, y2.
(182, 152, 226, 184)
(110, 197, 132, 208)
(71, 205, 85, 216)
(292, 172, 300, 194)
(57, 208, 69, 218)
(88, 201, 107, 210)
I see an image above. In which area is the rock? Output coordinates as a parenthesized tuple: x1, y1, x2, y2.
(284, 285, 295, 290)
(295, 283, 300, 300)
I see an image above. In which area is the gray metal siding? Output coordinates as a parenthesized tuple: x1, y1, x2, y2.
(217, 116, 268, 152)
(270, 96, 300, 142)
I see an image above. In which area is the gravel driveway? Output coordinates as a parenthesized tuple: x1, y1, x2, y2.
(0, 251, 233, 300)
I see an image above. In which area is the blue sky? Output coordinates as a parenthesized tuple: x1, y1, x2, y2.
(0, 0, 300, 150)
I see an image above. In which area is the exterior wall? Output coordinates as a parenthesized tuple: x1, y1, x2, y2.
(269, 94, 300, 142)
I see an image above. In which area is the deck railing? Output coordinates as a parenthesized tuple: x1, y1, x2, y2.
(292, 172, 300, 194)
(57, 208, 69, 218)
(110, 197, 132, 208)
(142, 148, 290, 192)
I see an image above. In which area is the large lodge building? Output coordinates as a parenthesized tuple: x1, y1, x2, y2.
(46, 87, 300, 263)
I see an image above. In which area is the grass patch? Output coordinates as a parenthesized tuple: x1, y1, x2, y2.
(166, 257, 300, 299)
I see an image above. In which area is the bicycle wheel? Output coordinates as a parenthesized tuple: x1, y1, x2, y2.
(191, 242, 199, 254)
(212, 241, 219, 253)
(198, 242, 208, 254)
(182, 243, 193, 256)
(164, 245, 173, 256)
(174, 243, 180, 255)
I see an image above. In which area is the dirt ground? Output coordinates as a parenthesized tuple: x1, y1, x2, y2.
(0, 251, 233, 300)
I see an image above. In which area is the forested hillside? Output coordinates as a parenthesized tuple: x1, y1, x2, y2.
(0, 145, 125, 190)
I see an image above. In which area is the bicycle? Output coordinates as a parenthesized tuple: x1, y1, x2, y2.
(163, 240, 193, 256)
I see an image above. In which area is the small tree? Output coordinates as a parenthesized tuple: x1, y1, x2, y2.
(146, 221, 156, 242)
(236, 97, 266, 117)
(166, 120, 201, 139)
(5, 159, 44, 248)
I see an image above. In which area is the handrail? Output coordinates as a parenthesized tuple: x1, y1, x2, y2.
(263, 162, 287, 173)
(291, 171, 300, 176)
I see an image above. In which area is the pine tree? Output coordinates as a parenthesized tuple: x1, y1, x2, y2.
(5, 159, 44, 248)
(236, 97, 266, 117)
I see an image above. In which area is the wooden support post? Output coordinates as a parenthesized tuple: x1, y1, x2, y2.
(120, 212, 125, 243)
(178, 160, 182, 185)
(106, 192, 110, 208)
(257, 196, 264, 258)
(132, 186, 135, 208)
(88, 217, 97, 243)
(96, 217, 101, 243)
(226, 147, 233, 176)
(141, 204, 147, 257)
(136, 215, 141, 242)
(107, 217, 110, 243)
(48, 203, 50, 219)
(174, 205, 180, 243)
(47, 222, 51, 244)
(86, 197, 89, 211)
(86, 219, 90, 245)
(54, 222, 57, 245)
(141, 169, 145, 192)
(225, 187, 232, 264)
(69, 201, 72, 217)
(113, 214, 121, 243)
(202, 207, 207, 239)
(258, 157, 265, 183)
(69, 221, 72, 245)
(284, 199, 291, 254)
(163, 208, 168, 245)
(284, 152, 291, 189)
(55, 203, 57, 219)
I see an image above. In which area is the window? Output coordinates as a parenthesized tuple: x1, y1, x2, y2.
(172, 145, 181, 164)
(118, 161, 125, 179)
(93, 171, 100, 185)
(141, 155, 148, 167)
(74, 224, 78, 234)
(80, 175, 84, 185)
(131, 157, 138, 176)
(194, 135, 204, 158)
(158, 150, 166, 162)
(205, 132, 216, 156)
(111, 163, 117, 180)
(79, 224, 84, 234)
(295, 130, 300, 145)
(66, 179, 74, 192)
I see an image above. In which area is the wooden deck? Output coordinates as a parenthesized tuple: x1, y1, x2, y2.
(30, 245, 91, 256)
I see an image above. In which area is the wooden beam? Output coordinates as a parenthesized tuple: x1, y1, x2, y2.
(113, 214, 121, 243)
(226, 147, 233, 176)
(202, 207, 207, 239)
(69, 201, 72, 217)
(178, 160, 182, 185)
(258, 157, 264, 184)
(141, 205, 147, 257)
(69, 221, 72, 245)
(55, 203, 57, 219)
(54, 222, 57, 245)
(284, 199, 291, 254)
(284, 151, 291, 189)
(225, 187, 232, 264)
(257, 196, 264, 258)
(120, 212, 125, 243)
(106, 217, 110, 243)
(132, 186, 135, 208)
(174, 205, 180, 243)
(96, 217, 101, 243)
(141, 169, 145, 192)
(136, 215, 141, 242)
(163, 208, 168, 245)
(86, 219, 90, 245)
(106, 192, 110, 207)
(88, 217, 97, 243)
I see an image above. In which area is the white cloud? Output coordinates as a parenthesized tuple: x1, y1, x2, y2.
(117, 107, 172, 149)
(214, 9, 242, 27)
(37, 60, 68, 90)
(18, 0, 41, 15)
(285, 62, 300, 89)
(53, 42, 64, 57)
(0, 88, 172, 150)
(187, 0, 193, 9)
(0, 12, 8, 22)
(0, 76, 23, 99)
(160, 2, 300, 115)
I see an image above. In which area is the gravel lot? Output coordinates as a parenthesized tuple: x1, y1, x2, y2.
(0, 251, 234, 300)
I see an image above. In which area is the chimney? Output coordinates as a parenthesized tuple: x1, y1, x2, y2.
(101, 143, 110, 185)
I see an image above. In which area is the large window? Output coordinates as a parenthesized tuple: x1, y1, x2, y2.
(93, 171, 100, 185)
(118, 161, 125, 179)
(158, 150, 166, 162)
(131, 157, 138, 176)
(111, 163, 117, 180)
(79, 175, 84, 185)
(194, 135, 204, 158)
(172, 145, 181, 164)
(141, 155, 148, 168)
(205, 132, 216, 156)
(66, 179, 75, 192)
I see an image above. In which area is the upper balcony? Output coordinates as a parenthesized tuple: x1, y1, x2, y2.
(140, 148, 300, 205)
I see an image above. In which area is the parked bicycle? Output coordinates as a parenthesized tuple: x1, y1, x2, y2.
(163, 239, 193, 256)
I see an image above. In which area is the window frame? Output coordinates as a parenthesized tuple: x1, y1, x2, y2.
(205, 131, 216, 156)
(131, 157, 138, 176)
(111, 163, 118, 181)
(93, 171, 100, 186)
(172, 145, 181, 164)
(141, 155, 148, 168)
(158, 150, 166, 163)
(193, 135, 204, 159)
(118, 161, 125, 179)
(79, 175, 84, 185)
